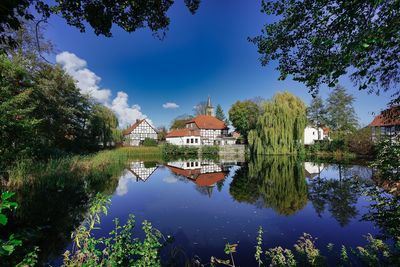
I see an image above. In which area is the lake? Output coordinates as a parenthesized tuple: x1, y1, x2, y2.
(1, 156, 395, 266)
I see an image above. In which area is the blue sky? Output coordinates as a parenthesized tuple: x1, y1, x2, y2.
(44, 0, 391, 128)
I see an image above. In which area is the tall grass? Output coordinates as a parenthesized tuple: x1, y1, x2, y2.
(6, 147, 163, 187)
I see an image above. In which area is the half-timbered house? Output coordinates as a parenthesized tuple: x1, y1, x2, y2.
(123, 119, 157, 146)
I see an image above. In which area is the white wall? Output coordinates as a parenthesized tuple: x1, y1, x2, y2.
(304, 126, 325, 145)
(166, 136, 201, 146)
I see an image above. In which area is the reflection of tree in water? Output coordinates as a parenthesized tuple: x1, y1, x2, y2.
(230, 156, 308, 215)
(195, 185, 214, 197)
(308, 164, 366, 226)
(362, 187, 400, 240)
(0, 164, 122, 265)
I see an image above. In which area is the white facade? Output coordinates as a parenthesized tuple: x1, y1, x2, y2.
(166, 136, 201, 146)
(304, 126, 327, 145)
(125, 120, 157, 146)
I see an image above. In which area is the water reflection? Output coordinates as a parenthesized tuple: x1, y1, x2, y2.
(166, 160, 231, 197)
(230, 156, 308, 215)
(307, 164, 372, 226)
(116, 161, 159, 196)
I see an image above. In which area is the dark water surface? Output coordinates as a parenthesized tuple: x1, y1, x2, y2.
(1, 156, 388, 266)
(93, 158, 377, 266)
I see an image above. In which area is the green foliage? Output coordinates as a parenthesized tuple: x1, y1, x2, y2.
(170, 115, 193, 130)
(230, 156, 307, 215)
(161, 143, 199, 157)
(0, 54, 41, 165)
(326, 86, 358, 132)
(201, 145, 219, 155)
(0, 192, 22, 256)
(371, 137, 400, 182)
(229, 100, 260, 140)
(251, 0, 400, 105)
(88, 104, 119, 149)
(293, 233, 324, 266)
(143, 138, 158, 147)
(255, 227, 263, 266)
(347, 127, 374, 156)
(0, 1, 200, 49)
(265, 247, 296, 267)
(0, 52, 124, 167)
(62, 195, 164, 267)
(248, 92, 307, 155)
(215, 104, 227, 122)
(307, 95, 327, 127)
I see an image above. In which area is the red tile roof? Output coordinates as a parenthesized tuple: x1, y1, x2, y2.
(186, 115, 228, 130)
(167, 165, 227, 186)
(123, 119, 156, 135)
(166, 128, 200, 138)
(369, 107, 400, 127)
(194, 172, 227, 186)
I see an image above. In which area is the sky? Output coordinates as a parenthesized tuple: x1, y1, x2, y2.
(43, 0, 392, 128)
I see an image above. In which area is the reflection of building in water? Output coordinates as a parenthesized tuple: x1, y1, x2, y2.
(167, 160, 229, 187)
(304, 162, 325, 178)
(127, 161, 158, 182)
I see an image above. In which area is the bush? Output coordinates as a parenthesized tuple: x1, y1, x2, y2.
(347, 127, 375, 156)
(201, 146, 219, 155)
(142, 138, 158, 147)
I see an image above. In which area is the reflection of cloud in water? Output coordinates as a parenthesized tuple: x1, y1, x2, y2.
(116, 170, 135, 196)
(163, 176, 178, 184)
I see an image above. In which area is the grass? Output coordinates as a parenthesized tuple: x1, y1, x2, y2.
(5, 147, 164, 187)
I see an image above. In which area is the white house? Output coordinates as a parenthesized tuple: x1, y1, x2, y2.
(123, 119, 158, 146)
(166, 97, 236, 146)
(304, 126, 329, 145)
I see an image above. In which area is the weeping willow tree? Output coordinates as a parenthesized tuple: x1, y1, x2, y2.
(229, 156, 308, 216)
(248, 92, 307, 154)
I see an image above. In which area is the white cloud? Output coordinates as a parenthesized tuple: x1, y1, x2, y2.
(56, 51, 149, 128)
(162, 102, 179, 109)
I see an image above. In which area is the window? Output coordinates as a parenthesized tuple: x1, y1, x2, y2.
(191, 138, 194, 143)
(191, 162, 194, 167)
(186, 139, 190, 144)
(195, 139, 198, 143)
(186, 162, 190, 167)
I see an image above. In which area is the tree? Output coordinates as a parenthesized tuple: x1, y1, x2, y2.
(157, 126, 167, 141)
(248, 92, 307, 155)
(307, 96, 327, 129)
(0, 0, 201, 49)
(88, 104, 119, 149)
(215, 104, 227, 123)
(193, 101, 207, 116)
(251, 0, 400, 105)
(0, 54, 41, 166)
(170, 114, 193, 130)
(228, 100, 260, 140)
(326, 85, 358, 132)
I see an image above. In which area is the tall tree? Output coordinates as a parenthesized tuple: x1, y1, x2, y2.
(215, 104, 227, 122)
(307, 95, 327, 128)
(170, 114, 193, 130)
(248, 92, 307, 154)
(0, 54, 41, 166)
(193, 101, 207, 116)
(88, 104, 119, 149)
(228, 100, 260, 141)
(326, 85, 358, 132)
(251, 0, 400, 106)
(0, 0, 201, 49)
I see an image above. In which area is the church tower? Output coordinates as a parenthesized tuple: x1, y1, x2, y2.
(206, 96, 214, 116)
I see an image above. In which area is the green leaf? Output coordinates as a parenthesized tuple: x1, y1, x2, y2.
(1, 191, 15, 200)
(2, 245, 15, 253)
(0, 214, 8, 225)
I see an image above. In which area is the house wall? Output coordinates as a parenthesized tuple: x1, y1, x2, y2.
(304, 126, 325, 145)
(200, 129, 222, 145)
(127, 120, 157, 146)
(166, 136, 201, 146)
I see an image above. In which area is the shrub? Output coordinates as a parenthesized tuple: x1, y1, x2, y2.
(201, 146, 219, 155)
(346, 127, 374, 156)
(142, 138, 158, 147)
